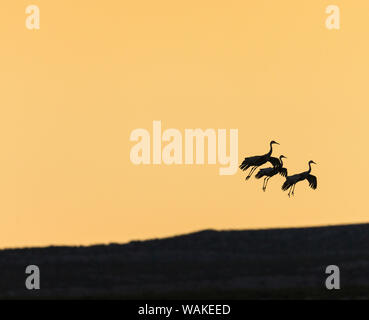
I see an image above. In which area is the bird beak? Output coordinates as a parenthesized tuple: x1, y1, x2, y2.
(274, 142, 280, 145)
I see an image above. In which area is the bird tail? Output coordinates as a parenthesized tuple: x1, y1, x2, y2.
(281, 178, 292, 191)
(239, 158, 251, 171)
(255, 169, 265, 179)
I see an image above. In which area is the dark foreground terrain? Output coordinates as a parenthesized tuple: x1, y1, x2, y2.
(1, 223, 369, 299)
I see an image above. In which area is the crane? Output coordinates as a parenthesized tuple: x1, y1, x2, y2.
(281, 160, 317, 197)
(255, 155, 288, 191)
(239, 140, 280, 180)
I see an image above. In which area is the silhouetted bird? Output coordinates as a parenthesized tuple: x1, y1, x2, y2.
(255, 155, 288, 191)
(281, 160, 317, 197)
(239, 140, 280, 180)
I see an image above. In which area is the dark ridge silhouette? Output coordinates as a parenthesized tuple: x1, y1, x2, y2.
(1, 223, 369, 299)
(239, 140, 280, 180)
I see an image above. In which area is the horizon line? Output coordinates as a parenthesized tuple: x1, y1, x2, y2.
(2, 221, 368, 252)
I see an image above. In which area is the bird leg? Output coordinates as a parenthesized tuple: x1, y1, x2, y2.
(246, 166, 257, 180)
(288, 186, 293, 197)
(246, 167, 255, 180)
(264, 177, 270, 191)
(291, 184, 296, 196)
(262, 177, 267, 191)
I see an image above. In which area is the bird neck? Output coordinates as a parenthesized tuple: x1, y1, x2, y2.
(268, 143, 273, 155)
(307, 162, 312, 173)
(280, 157, 284, 166)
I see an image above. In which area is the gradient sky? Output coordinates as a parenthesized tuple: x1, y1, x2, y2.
(1, 0, 368, 248)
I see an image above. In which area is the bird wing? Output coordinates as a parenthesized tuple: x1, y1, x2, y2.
(268, 157, 280, 168)
(279, 167, 288, 177)
(306, 174, 317, 189)
(281, 177, 293, 191)
(239, 155, 261, 170)
(281, 173, 301, 191)
(255, 167, 274, 179)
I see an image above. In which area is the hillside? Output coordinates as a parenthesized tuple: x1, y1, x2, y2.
(1, 223, 369, 299)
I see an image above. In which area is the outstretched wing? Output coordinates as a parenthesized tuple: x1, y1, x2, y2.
(268, 157, 280, 168)
(306, 174, 317, 189)
(239, 155, 261, 171)
(255, 167, 274, 179)
(279, 167, 288, 177)
(281, 177, 293, 191)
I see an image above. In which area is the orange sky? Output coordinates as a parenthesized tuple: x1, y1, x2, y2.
(1, 0, 368, 248)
